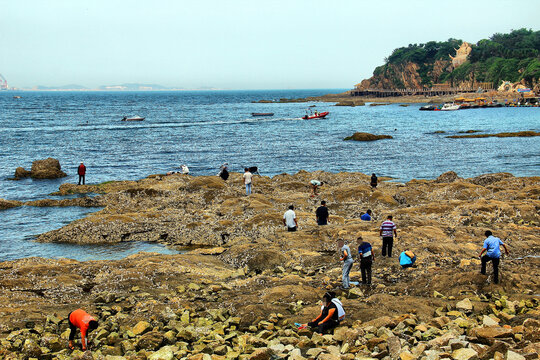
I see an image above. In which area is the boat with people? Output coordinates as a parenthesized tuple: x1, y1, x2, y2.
(121, 116, 145, 121)
(251, 112, 274, 117)
(302, 111, 329, 120)
(419, 105, 441, 111)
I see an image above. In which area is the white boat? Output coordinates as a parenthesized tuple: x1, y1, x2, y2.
(121, 116, 145, 121)
(441, 103, 460, 111)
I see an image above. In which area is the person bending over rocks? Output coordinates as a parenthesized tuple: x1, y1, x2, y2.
(68, 309, 98, 351)
(310, 179, 323, 196)
(399, 250, 416, 268)
(361, 209, 373, 221)
(479, 230, 509, 284)
(357, 236, 374, 285)
(304, 292, 345, 334)
(338, 239, 354, 289)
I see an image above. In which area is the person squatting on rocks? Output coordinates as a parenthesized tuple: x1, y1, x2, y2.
(219, 163, 229, 181)
(370, 173, 378, 189)
(243, 168, 252, 195)
(310, 180, 323, 196)
(338, 239, 353, 289)
(78, 162, 86, 185)
(180, 164, 189, 174)
(380, 215, 397, 257)
(68, 309, 98, 351)
(283, 205, 298, 232)
(316, 200, 329, 226)
(361, 209, 373, 221)
(306, 292, 345, 334)
(357, 236, 374, 285)
(479, 230, 509, 284)
(399, 250, 416, 268)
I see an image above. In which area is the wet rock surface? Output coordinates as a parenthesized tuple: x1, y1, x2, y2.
(0, 170, 539, 359)
(343, 133, 393, 141)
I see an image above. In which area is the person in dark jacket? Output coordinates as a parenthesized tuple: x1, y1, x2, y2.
(78, 162, 86, 185)
(68, 309, 98, 350)
(316, 201, 329, 225)
(370, 173, 378, 189)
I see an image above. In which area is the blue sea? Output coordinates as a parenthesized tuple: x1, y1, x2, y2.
(1, 89, 539, 261)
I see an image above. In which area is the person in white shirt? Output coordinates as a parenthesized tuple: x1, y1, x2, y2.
(180, 164, 189, 174)
(243, 168, 253, 195)
(282, 205, 298, 232)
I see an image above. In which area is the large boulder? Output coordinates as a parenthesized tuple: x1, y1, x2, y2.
(30, 158, 67, 179)
(344, 132, 393, 141)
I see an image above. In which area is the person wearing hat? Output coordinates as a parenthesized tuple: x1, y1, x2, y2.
(78, 162, 86, 185)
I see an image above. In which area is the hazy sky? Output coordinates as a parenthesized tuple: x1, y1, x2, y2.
(1, 0, 539, 89)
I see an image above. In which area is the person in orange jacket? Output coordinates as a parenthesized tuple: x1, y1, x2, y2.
(68, 309, 98, 350)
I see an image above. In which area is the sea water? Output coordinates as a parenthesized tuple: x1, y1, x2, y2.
(0, 90, 538, 261)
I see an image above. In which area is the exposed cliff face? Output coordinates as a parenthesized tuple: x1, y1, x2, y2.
(358, 59, 460, 90)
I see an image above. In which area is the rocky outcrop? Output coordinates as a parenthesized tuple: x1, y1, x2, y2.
(0, 198, 23, 210)
(335, 100, 365, 106)
(0, 170, 539, 359)
(447, 131, 540, 139)
(344, 132, 393, 141)
(14, 158, 68, 179)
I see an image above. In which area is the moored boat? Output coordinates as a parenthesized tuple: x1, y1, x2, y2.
(419, 105, 441, 111)
(440, 103, 460, 111)
(251, 112, 274, 117)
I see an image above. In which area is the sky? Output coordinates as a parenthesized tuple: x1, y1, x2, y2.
(1, 0, 539, 89)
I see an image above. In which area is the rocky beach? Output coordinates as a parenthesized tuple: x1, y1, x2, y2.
(1, 170, 539, 360)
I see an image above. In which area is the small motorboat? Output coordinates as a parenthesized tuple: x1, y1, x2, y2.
(251, 112, 274, 117)
(302, 111, 329, 120)
(440, 103, 460, 111)
(121, 116, 145, 121)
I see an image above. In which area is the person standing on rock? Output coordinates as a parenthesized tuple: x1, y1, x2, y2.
(283, 205, 298, 232)
(219, 163, 229, 181)
(380, 215, 397, 257)
(243, 168, 252, 195)
(67, 309, 98, 351)
(77, 162, 86, 185)
(357, 236, 374, 285)
(316, 200, 329, 225)
(338, 239, 353, 289)
(370, 173, 378, 189)
(479, 230, 509, 284)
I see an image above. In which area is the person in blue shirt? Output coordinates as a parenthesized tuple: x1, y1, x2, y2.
(357, 236, 374, 284)
(479, 230, 509, 284)
(399, 251, 416, 268)
(360, 210, 372, 221)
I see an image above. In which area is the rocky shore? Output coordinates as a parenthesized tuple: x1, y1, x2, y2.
(0, 170, 539, 359)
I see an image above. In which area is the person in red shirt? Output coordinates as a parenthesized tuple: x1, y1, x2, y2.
(78, 162, 86, 185)
(68, 309, 98, 350)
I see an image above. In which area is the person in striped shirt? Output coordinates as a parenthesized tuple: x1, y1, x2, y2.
(379, 215, 397, 257)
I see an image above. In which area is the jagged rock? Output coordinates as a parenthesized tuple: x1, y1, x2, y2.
(136, 331, 164, 350)
(22, 339, 42, 359)
(451, 348, 478, 360)
(249, 347, 274, 360)
(344, 132, 393, 141)
(505, 351, 526, 360)
(470, 327, 513, 342)
(456, 299, 473, 313)
(14, 167, 31, 178)
(148, 346, 175, 360)
(30, 158, 67, 179)
(435, 171, 460, 183)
